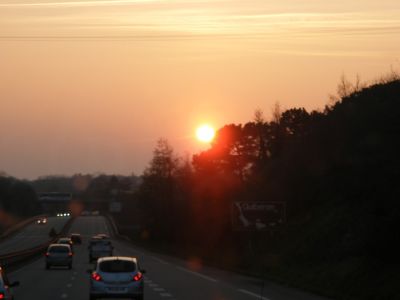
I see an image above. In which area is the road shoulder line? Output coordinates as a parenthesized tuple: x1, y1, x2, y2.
(176, 266, 218, 283)
(238, 288, 271, 300)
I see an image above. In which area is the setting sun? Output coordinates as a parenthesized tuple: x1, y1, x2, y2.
(196, 125, 215, 143)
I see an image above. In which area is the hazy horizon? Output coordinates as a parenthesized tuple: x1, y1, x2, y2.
(1, 0, 399, 179)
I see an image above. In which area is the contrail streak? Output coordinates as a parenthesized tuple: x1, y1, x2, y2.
(0, 0, 160, 7)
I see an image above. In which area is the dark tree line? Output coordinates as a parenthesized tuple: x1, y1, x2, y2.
(0, 175, 42, 231)
(123, 78, 400, 299)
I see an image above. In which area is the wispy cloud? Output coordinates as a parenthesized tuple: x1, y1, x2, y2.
(1, 0, 400, 48)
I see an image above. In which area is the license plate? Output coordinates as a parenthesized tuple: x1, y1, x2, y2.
(108, 287, 125, 292)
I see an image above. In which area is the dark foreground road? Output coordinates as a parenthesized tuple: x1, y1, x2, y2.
(9, 216, 328, 300)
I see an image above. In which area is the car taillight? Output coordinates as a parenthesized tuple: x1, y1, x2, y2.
(68, 252, 73, 257)
(45, 253, 49, 257)
(133, 272, 142, 281)
(91, 272, 102, 281)
(0, 292, 4, 299)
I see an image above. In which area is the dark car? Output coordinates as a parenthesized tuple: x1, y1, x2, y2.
(57, 237, 74, 252)
(88, 239, 113, 263)
(37, 217, 47, 225)
(45, 244, 73, 269)
(70, 233, 82, 245)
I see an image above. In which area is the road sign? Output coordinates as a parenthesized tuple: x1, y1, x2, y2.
(231, 201, 286, 231)
(109, 201, 122, 213)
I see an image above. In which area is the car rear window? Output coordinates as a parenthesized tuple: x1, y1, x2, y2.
(49, 246, 69, 253)
(99, 260, 136, 273)
(91, 241, 111, 246)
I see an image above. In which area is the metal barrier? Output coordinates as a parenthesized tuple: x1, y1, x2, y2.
(104, 214, 130, 241)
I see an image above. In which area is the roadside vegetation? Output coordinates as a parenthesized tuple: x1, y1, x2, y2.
(0, 176, 42, 232)
(117, 74, 400, 299)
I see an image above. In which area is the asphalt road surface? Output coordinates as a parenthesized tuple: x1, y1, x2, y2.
(0, 216, 69, 255)
(9, 216, 328, 300)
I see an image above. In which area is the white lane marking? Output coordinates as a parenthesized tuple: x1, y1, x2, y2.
(238, 289, 272, 300)
(67, 283, 72, 288)
(150, 256, 169, 265)
(154, 287, 165, 292)
(160, 293, 172, 297)
(61, 293, 68, 298)
(176, 266, 218, 283)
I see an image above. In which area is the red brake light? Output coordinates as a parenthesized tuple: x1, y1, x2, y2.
(45, 253, 49, 257)
(133, 272, 143, 281)
(68, 252, 73, 257)
(0, 293, 4, 299)
(91, 272, 102, 281)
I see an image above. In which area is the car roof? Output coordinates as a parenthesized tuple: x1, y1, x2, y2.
(58, 237, 71, 241)
(49, 243, 71, 248)
(97, 256, 137, 263)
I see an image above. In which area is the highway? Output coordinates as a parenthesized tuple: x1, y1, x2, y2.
(8, 216, 328, 300)
(0, 216, 69, 255)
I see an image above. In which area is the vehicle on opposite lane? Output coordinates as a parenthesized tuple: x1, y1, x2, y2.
(0, 267, 19, 300)
(45, 244, 73, 269)
(36, 218, 47, 225)
(88, 256, 145, 300)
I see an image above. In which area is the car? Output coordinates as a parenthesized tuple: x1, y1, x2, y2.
(57, 237, 74, 252)
(0, 266, 19, 300)
(45, 244, 73, 269)
(88, 256, 145, 300)
(37, 217, 47, 224)
(70, 233, 82, 245)
(57, 237, 74, 250)
(95, 234, 109, 240)
(88, 239, 113, 263)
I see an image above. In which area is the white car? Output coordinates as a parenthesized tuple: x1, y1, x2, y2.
(88, 257, 145, 300)
(88, 239, 113, 263)
(0, 266, 19, 300)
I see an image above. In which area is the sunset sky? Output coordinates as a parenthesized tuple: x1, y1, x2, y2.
(1, 0, 399, 179)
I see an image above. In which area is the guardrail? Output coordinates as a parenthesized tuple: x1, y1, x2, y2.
(0, 217, 75, 271)
(104, 214, 131, 241)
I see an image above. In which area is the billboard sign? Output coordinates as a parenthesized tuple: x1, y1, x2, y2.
(231, 201, 286, 231)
